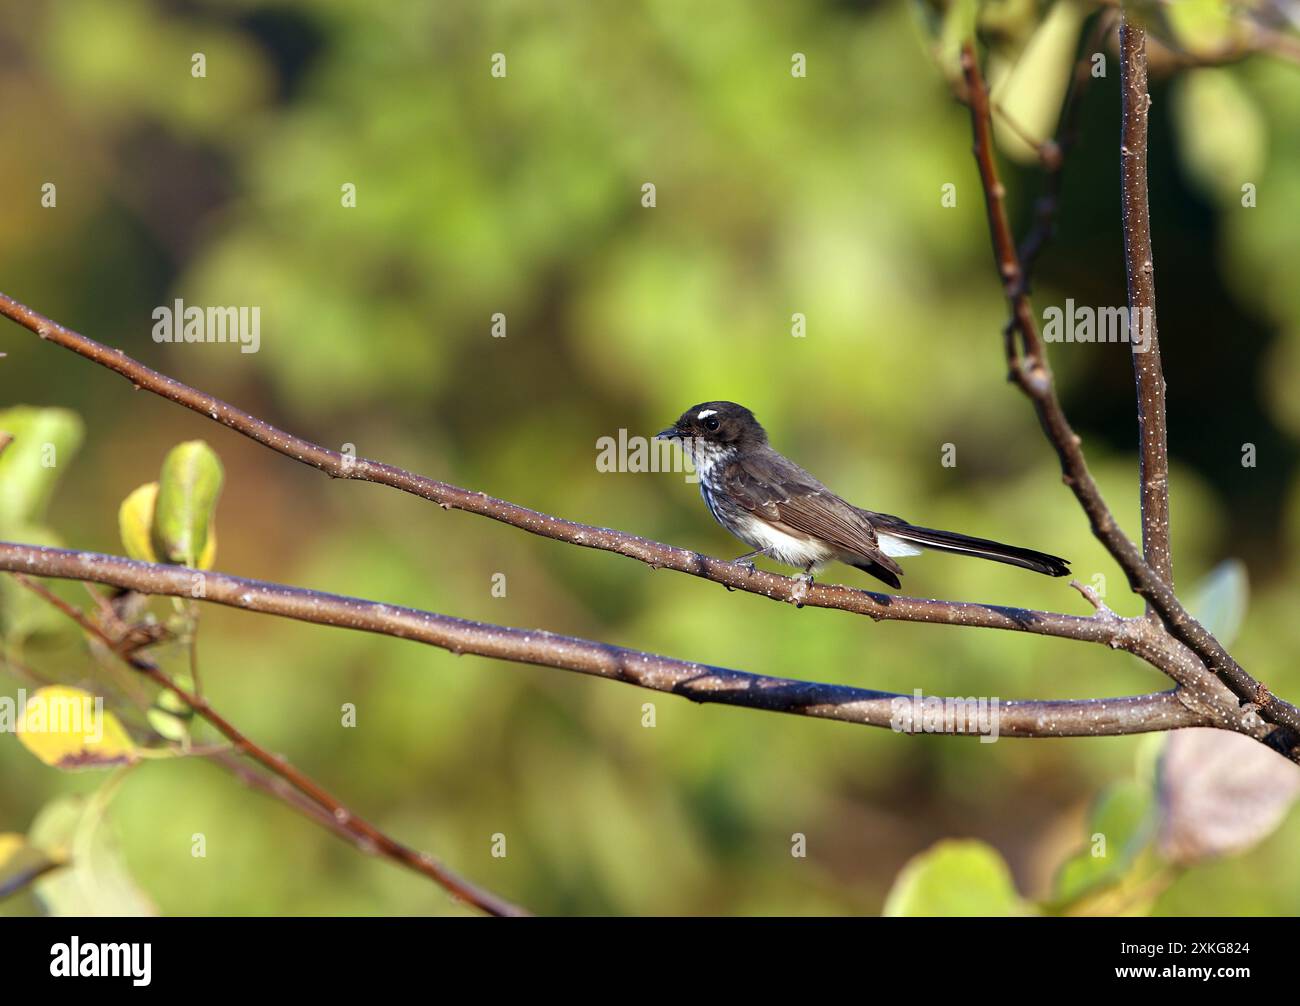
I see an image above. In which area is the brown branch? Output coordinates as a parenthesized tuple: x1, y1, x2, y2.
(203, 749, 363, 839)
(1119, 18, 1173, 593)
(1, 541, 1239, 741)
(959, 43, 1300, 755)
(10, 572, 529, 918)
(0, 292, 1145, 644)
(0, 289, 1294, 753)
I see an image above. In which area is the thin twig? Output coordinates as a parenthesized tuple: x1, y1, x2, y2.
(202, 749, 369, 842)
(1119, 17, 1173, 594)
(11, 572, 529, 917)
(2, 543, 1237, 740)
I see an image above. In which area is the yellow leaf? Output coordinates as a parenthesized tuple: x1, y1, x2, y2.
(119, 478, 216, 568)
(17, 686, 138, 770)
(198, 525, 217, 570)
(0, 833, 23, 868)
(118, 482, 160, 562)
(0, 831, 62, 900)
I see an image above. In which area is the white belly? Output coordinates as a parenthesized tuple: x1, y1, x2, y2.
(732, 514, 835, 569)
(728, 509, 930, 571)
(734, 519, 923, 570)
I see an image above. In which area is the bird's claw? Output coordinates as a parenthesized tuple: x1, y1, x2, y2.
(723, 552, 761, 592)
(723, 558, 756, 592)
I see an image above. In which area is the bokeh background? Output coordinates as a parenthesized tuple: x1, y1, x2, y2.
(2, 0, 1299, 915)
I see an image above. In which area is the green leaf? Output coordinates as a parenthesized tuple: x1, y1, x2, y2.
(990, 1, 1088, 164)
(146, 688, 193, 744)
(1164, 0, 1237, 58)
(27, 793, 156, 916)
(1052, 779, 1154, 904)
(883, 839, 1033, 916)
(1172, 70, 1265, 206)
(0, 406, 83, 532)
(1092, 779, 1155, 861)
(1188, 559, 1249, 647)
(151, 440, 224, 567)
(0, 523, 80, 641)
(934, 0, 979, 82)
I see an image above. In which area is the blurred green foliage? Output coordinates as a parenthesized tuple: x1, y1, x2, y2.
(1, 0, 1299, 915)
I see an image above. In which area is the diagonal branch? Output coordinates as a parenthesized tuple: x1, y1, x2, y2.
(959, 42, 1300, 753)
(0, 540, 1235, 741)
(1, 285, 1295, 750)
(0, 291, 1122, 641)
(1119, 17, 1173, 593)
(10, 572, 529, 918)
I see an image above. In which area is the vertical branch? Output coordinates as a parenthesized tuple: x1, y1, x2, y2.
(1119, 18, 1173, 592)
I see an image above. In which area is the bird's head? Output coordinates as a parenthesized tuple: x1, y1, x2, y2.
(656, 401, 767, 452)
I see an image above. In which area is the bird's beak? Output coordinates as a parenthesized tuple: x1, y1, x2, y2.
(655, 426, 681, 441)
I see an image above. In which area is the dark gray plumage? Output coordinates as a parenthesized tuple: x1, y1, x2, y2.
(657, 401, 1070, 589)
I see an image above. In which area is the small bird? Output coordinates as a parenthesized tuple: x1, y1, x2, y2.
(656, 401, 1069, 589)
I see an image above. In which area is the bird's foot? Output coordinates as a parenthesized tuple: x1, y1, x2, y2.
(789, 572, 814, 608)
(723, 551, 761, 590)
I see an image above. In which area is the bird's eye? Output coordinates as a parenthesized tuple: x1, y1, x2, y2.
(703, 417, 720, 432)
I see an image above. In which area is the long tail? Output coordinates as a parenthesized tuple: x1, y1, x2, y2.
(866, 513, 1070, 578)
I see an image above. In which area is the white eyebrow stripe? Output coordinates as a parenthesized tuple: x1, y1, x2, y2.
(697, 409, 718, 419)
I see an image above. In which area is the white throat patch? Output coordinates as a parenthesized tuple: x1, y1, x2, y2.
(683, 439, 729, 480)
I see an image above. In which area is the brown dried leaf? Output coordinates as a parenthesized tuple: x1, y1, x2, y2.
(1158, 728, 1300, 865)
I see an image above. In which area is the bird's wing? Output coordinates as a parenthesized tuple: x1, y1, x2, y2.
(721, 453, 902, 574)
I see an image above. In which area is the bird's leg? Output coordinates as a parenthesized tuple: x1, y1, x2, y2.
(723, 549, 764, 591)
